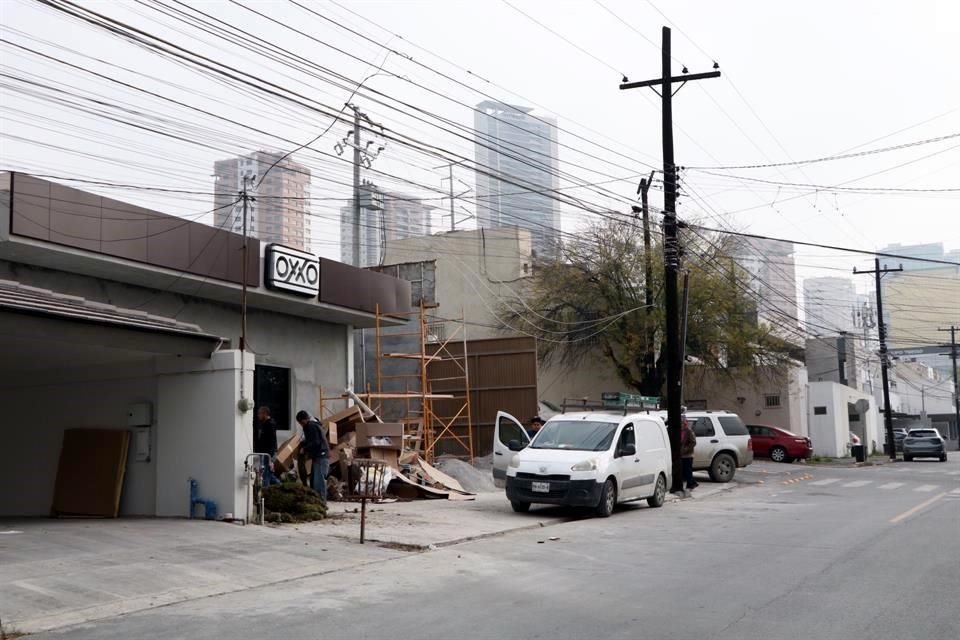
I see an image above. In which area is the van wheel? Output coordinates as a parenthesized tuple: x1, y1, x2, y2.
(647, 474, 667, 508)
(596, 479, 616, 517)
(770, 446, 787, 463)
(511, 501, 531, 513)
(709, 453, 736, 483)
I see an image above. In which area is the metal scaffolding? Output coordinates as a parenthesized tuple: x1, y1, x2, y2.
(362, 302, 474, 463)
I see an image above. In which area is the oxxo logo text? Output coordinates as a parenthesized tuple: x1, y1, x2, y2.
(266, 245, 320, 296)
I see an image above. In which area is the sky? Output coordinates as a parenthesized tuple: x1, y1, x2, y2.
(1, 0, 959, 296)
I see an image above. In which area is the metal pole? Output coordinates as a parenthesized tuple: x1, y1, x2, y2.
(352, 107, 362, 267)
(939, 325, 960, 446)
(240, 177, 249, 351)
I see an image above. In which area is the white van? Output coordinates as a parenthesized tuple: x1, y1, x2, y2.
(493, 411, 672, 517)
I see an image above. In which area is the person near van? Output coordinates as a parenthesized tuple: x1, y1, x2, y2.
(297, 410, 329, 501)
(680, 416, 698, 494)
(528, 416, 545, 436)
(254, 406, 278, 487)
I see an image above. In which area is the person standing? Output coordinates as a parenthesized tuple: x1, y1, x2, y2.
(297, 410, 329, 501)
(680, 416, 698, 496)
(254, 406, 278, 487)
(528, 416, 545, 436)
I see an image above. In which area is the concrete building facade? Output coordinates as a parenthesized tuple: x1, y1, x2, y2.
(731, 238, 800, 341)
(474, 101, 561, 258)
(213, 151, 311, 251)
(1, 172, 408, 519)
(802, 276, 857, 335)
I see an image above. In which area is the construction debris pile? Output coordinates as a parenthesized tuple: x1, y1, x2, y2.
(274, 403, 476, 504)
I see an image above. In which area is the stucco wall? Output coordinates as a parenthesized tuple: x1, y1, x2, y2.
(0, 261, 349, 433)
(0, 360, 158, 517)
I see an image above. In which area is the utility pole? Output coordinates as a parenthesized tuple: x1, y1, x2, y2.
(434, 161, 472, 232)
(638, 170, 656, 310)
(854, 258, 903, 460)
(238, 173, 255, 352)
(335, 104, 385, 266)
(938, 325, 960, 447)
(620, 26, 720, 492)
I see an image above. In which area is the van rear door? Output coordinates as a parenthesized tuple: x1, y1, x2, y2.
(492, 411, 530, 487)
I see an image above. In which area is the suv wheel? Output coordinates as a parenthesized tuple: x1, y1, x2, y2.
(596, 478, 616, 517)
(770, 446, 788, 463)
(709, 452, 736, 483)
(940, 453, 948, 462)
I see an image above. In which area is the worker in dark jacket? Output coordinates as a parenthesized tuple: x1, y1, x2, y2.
(297, 410, 329, 501)
(679, 416, 698, 496)
(254, 406, 279, 486)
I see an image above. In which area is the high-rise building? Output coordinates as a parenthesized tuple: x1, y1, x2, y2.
(213, 151, 311, 251)
(340, 183, 433, 267)
(473, 101, 560, 258)
(731, 238, 800, 341)
(802, 276, 857, 336)
(878, 242, 958, 272)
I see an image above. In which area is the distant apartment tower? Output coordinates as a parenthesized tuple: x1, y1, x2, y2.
(878, 242, 960, 272)
(213, 151, 311, 251)
(340, 183, 433, 267)
(474, 101, 561, 258)
(731, 238, 800, 340)
(802, 276, 857, 335)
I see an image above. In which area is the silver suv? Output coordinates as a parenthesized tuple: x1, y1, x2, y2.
(684, 411, 754, 482)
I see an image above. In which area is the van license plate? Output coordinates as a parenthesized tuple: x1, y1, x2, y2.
(531, 481, 550, 493)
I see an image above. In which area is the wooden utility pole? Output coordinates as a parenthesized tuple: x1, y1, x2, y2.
(854, 258, 903, 460)
(620, 27, 719, 492)
(939, 325, 960, 446)
(636, 170, 657, 385)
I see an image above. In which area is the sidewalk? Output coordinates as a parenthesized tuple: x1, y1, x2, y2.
(0, 479, 741, 635)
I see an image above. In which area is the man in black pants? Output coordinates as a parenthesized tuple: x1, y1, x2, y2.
(297, 410, 329, 501)
(679, 416, 698, 496)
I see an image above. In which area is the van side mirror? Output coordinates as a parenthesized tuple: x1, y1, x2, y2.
(619, 443, 636, 457)
(508, 439, 525, 452)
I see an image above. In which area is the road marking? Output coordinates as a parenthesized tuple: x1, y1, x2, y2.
(879, 482, 905, 490)
(890, 493, 948, 524)
(842, 480, 873, 487)
(809, 478, 840, 486)
(914, 484, 940, 493)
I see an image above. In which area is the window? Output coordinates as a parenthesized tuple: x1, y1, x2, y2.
(254, 365, 291, 430)
(692, 417, 715, 437)
(764, 394, 782, 408)
(749, 426, 772, 437)
(719, 416, 749, 436)
(498, 415, 527, 446)
(530, 421, 618, 451)
(814, 406, 828, 415)
(616, 424, 636, 456)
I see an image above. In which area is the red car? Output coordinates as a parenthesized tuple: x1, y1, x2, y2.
(747, 424, 813, 463)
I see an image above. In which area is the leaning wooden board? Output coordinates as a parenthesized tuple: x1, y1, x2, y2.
(52, 428, 130, 518)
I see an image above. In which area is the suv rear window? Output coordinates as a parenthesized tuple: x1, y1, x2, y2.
(718, 415, 749, 436)
(908, 430, 937, 438)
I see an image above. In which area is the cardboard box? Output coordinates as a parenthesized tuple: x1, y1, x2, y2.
(273, 433, 301, 473)
(324, 405, 365, 445)
(354, 423, 404, 451)
(361, 446, 400, 470)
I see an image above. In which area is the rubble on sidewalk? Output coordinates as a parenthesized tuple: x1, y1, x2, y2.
(263, 482, 327, 523)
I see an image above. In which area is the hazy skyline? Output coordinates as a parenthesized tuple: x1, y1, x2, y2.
(2, 0, 958, 291)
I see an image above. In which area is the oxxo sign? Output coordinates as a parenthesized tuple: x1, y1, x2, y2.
(265, 244, 320, 296)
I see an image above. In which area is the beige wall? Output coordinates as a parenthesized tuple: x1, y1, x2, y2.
(684, 365, 808, 435)
(537, 350, 629, 408)
(884, 267, 960, 349)
(382, 227, 534, 340)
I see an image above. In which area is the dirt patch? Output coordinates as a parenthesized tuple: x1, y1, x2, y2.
(377, 541, 429, 552)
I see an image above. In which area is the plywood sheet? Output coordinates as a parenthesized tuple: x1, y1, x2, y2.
(52, 428, 130, 518)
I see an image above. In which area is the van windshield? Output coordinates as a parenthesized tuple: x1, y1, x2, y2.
(530, 421, 618, 451)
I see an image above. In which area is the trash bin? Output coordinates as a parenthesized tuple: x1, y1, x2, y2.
(852, 444, 866, 463)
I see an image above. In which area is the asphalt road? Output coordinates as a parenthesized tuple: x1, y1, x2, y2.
(35, 458, 960, 640)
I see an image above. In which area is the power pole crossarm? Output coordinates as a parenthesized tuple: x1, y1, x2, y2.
(619, 26, 719, 493)
(854, 259, 903, 460)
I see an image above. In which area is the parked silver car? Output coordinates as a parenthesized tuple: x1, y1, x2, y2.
(682, 411, 755, 482)
(902, 428, 947, 462)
